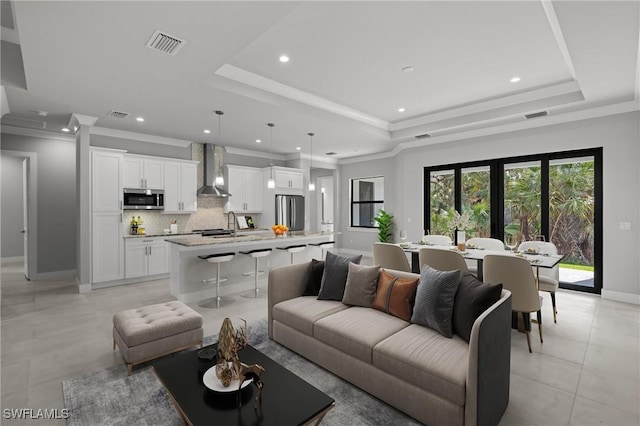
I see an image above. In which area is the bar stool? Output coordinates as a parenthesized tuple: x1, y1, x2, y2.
(197, 252, 235, 308)
(277, 244, 307, 264)
(310, 241, 335, 260)
(239, 248, 272, 298)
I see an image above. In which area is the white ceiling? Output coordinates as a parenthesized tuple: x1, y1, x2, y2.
(2, 1, 638, 159)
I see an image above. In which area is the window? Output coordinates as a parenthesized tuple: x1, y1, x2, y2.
(423, 148, 602, 294)
(351, 176, 384, 228)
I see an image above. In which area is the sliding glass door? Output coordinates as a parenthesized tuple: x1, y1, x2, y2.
(424, 148, 601, 293)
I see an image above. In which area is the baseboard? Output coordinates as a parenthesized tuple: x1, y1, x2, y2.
(601, 289, 640, 305)
(31, 269, 76, 280)
(1, 256, 24, 264)
(91, 273, 170, 290)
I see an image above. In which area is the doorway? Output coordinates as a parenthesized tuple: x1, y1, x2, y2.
(1, 150, 37, 280)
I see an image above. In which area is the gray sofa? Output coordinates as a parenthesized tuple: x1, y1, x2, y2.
(268, 262, 512, 426)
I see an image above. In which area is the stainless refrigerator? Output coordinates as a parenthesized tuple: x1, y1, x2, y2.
(275, 194, 305, 231)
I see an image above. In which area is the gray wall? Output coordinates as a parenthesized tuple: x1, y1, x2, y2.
(339, 111, 640, 300)
(1, 133, 77, 273)
(1, 155, 24, 257)
(91, 134, 191, 160)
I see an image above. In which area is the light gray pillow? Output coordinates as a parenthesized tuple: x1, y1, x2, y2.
(342, 263, 381, 307)
(317, 252, 363, 301)
(411, 265, 461, 338)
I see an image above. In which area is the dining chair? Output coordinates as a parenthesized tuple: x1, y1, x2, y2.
(418, 247, 468, 272)
(483, 254, 543, 353)
(421, 234, 452, 246)
(465, 237, 506, 273)
(518, 241, 560, 323)
(371, 242, 411, 272)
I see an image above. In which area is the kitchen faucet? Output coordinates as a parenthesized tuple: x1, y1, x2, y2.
(227, 211, 236, 233)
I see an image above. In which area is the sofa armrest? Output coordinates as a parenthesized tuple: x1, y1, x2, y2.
(267, 262, 310, 338)
(465, 289, 512, 426)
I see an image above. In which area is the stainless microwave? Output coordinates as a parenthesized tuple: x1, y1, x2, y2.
(123, 189, 164, 210)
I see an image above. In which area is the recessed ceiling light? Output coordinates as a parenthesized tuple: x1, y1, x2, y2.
(61, 127, 70, 132)
(402, 66, 414, 73)
(74, 126, 78, 132)
(279, 55, 290, 63)
(398, 107, 406, 113)
(204, 129, 211, 134)
(136, 117, 145, 122)
(256, 139, 261, 143)
(510, 77, 521, 83)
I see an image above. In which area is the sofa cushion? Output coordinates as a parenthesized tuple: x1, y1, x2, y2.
(372, 269, 419, 321)
(317, 252, 363, 301)
(273, 297, 349, 336)
(342, 263, 381, 307)
(373, 324, 469, 406)
(411, 265, 461, 338)
(302, 259, 325, 296)
(453, 271, 503, 342)
(314, 307, 409, 364)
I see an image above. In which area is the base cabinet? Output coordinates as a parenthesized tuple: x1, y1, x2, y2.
(125, 238, 169, 278)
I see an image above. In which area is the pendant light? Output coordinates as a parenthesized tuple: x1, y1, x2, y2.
(267, 123, 276, 189)
(214, 110, 224, 186)
(308, 132, 315, 191)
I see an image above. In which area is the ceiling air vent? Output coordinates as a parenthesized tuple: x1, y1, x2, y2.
(524, 111, 548, 119)
(414, 133, 431, 139)
(108, 110, 130, 119)
(325, 152, 337, 156)
(145, 30, 186, 56)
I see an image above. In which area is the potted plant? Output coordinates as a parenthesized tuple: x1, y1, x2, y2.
(373, 209, 394, 243)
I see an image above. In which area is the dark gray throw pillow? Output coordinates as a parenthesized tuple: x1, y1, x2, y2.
(453, 271, 503, 342)
(342, 263, 381, 307)
(302, 259, 325, 296)
(411, 265, 461, 338)
(317, 252, 363, 301)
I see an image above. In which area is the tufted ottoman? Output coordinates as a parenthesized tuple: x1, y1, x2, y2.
(113, 301, 203, 375)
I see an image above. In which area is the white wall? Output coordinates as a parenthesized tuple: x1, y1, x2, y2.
(1, 155, 24, 257)
(339, 111, 640, 301)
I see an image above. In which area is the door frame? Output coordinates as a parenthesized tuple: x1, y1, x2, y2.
(2, 150, 37, 280)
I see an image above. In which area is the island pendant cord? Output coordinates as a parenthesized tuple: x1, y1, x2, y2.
(267, 123, 275, 189)
(215, 110, 224, 186)
(308, 132, 315, 191)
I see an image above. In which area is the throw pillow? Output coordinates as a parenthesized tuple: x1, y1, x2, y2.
(317, 252, 363, 301)
(342, 263, 381, 307)
(411, 265, 461, 338)
(372, 269, 419, 322)
(302, 259, 325, 296)
(453, 271, 503, 342)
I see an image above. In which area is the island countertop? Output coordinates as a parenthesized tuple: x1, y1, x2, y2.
(165, 230, 335, 247)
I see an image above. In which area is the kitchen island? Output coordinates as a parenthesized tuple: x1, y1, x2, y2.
(166, 231, 335, 303)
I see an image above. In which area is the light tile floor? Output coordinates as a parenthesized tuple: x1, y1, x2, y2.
(1, 261, 639, 426)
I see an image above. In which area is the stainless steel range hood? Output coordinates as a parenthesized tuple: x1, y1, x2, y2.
(197, 144, 231, 197)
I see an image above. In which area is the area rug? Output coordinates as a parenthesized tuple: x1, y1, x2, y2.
(62, 319, 420, 425)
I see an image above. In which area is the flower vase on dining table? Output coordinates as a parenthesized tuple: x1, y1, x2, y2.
(456, 230, 466, 251)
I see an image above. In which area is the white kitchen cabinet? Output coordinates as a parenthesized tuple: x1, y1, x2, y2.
(125, 237, 169, 278)
(164, 160, 198, 213)
(225, 165, 263, 213)
(123, 155, 164, 189)
(91, 149, 125, 283)
(274, 167, 304, 190)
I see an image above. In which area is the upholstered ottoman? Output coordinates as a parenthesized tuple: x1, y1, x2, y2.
(113, 301, 203, 375)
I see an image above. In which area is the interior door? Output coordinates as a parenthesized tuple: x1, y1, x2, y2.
(22, 158, 30, 280)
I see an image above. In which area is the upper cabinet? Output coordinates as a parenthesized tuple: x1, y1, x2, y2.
(164, 160, 198, 213)
(225, 165, 263, 213)
(123, 155, 164, 189)
(274, 167, 304, 190)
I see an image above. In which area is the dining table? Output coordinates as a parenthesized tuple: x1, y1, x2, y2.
(402, 243, 564, 284)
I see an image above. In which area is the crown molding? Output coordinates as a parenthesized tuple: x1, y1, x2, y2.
(339, 100, 639, 165)
(224, 145, 286, 161)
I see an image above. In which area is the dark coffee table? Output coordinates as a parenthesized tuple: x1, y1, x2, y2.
(152, 344, 335, 426)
